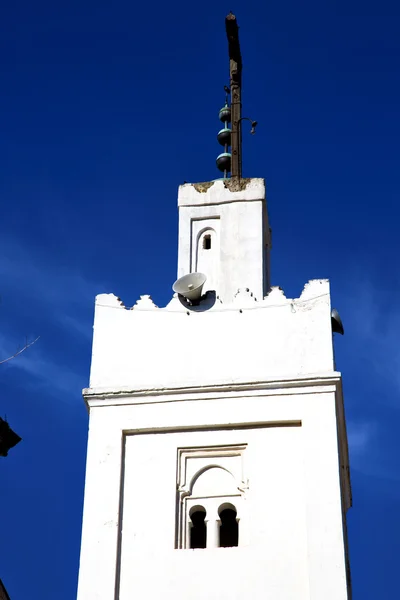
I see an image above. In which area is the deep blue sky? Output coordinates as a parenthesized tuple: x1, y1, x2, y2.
(1, 1, 400, 598)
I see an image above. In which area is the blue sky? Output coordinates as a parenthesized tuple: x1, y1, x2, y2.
(1, 0, 400, 597)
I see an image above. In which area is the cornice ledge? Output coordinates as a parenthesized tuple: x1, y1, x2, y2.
(83, 371, 342, 402)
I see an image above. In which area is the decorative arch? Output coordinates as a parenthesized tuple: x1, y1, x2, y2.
(196, 226, 217, 251)
(218, 501, 237, 514)
(218, 503, 239, 547)
(195, 227, 219, 293)
(189, 505, 207, 549)
(189, 465, 238, 496)
(176, 445, 248, 549)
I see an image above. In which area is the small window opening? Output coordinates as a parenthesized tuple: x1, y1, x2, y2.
(219, 507, 238, 547)
(190, 508, 207, 549)
(203, 234, 211, 250)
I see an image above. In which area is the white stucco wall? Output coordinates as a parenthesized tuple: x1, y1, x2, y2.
(77, 379, 350, 600)
(89, 279, 334, 393)
(77, 173, 351, 600)
(177, 178, 270, 302)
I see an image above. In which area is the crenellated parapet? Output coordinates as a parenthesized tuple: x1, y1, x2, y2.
(88, 279, 334, 394)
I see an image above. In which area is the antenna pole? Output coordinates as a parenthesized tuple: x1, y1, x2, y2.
(225, 12, 242, 180)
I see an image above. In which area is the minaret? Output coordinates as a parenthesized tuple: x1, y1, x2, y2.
(77, 13, 351, 600)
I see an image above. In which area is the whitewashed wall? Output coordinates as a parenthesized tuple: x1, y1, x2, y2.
(177, 178, 270, 303)
(77, 380, 350, 600)
(77, 176, 351, 600)
(89, 279, 334, 393)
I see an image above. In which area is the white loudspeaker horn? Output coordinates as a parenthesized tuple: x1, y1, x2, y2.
(173, 272, 207, 302)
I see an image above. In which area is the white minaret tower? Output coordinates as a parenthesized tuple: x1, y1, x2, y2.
(77, 13, 351, 600)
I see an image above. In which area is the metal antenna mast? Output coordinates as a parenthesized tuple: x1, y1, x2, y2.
(216, 14, 257, 180)
(225, 12, 242, 180)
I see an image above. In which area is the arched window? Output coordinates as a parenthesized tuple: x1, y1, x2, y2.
(219, 504, 238, 547)
(203, 234, 212, 250)
(189, 506, 207, 549)
(176, 445, 248, 549)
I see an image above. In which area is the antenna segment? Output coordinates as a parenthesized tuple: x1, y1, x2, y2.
(215, 13, 257, 180)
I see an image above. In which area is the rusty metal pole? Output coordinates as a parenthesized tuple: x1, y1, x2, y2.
(225, 12, 242, 180)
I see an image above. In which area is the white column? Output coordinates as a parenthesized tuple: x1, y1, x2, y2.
(206, 517, 220, 549)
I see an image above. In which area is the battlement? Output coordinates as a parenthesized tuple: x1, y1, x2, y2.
(88, 279, 334, 395)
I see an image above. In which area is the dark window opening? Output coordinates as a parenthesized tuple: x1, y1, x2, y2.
(190, 509, 207, 549)
(203, 234, 211, 250)
(219, 508, 238, 547)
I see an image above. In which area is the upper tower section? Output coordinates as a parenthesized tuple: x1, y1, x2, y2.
(177, 178, 271, 303)
(176, 13, 270, 304)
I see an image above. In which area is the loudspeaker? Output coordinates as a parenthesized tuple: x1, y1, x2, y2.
(331, 308, 344, 335)
(173, 272, 207, 303)
(0, 417, 22, 457)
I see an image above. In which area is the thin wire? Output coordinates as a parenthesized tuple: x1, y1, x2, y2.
(95, 292, 329, 312)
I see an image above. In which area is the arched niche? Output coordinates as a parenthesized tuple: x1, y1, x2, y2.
(191, 466, 238, 498)
(195, 227, 219, 294)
